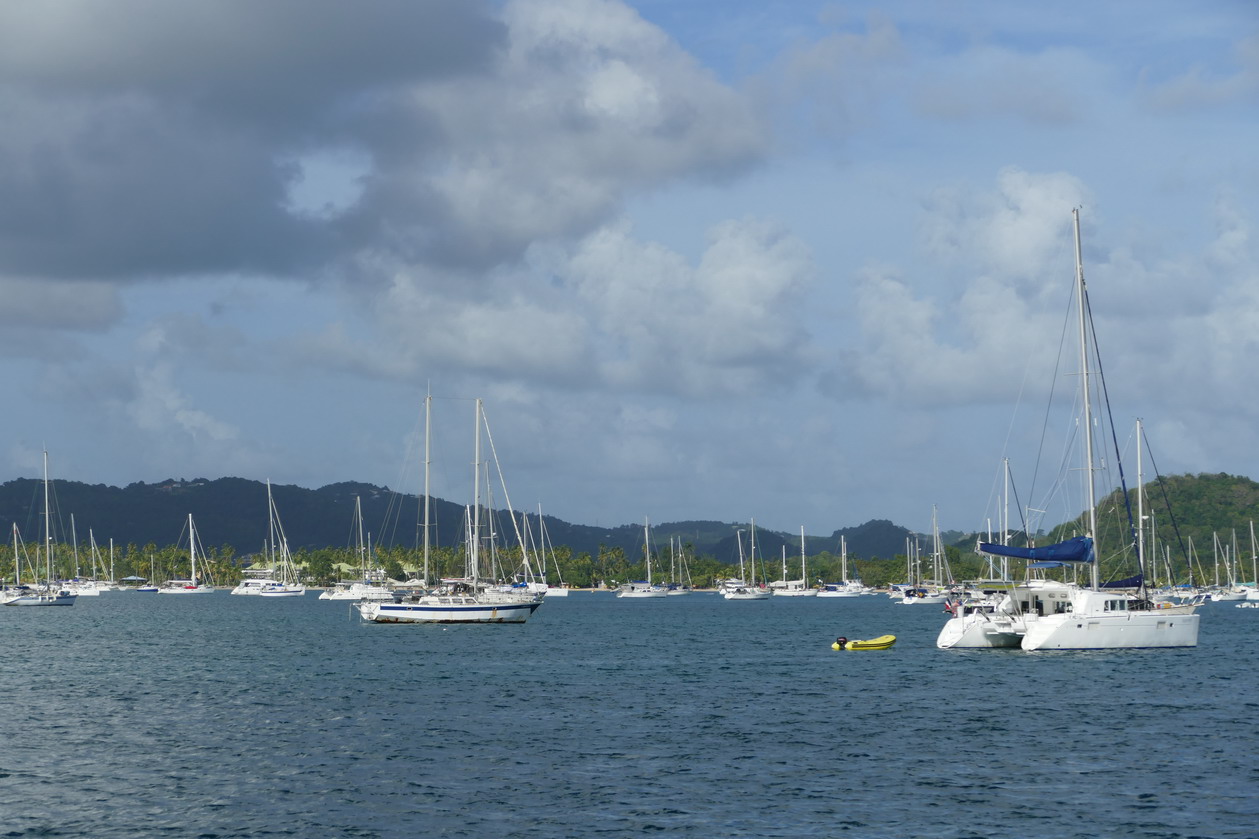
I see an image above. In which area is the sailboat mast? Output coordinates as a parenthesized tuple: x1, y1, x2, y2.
(472, 398, 482, 582)
(1001, 458, 1011, 579)
(188, 513, 197, 586)
(643, 518, 651, 585)
(423, 393, 431, 586)
(800, 525, 807, 584)
(1136, 418, 1146, 586)
(1073, 208, 1101, 591)
(43, 452, 53, 586)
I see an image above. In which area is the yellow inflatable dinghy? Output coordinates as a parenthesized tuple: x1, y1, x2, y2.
(832, 635, 896, 650)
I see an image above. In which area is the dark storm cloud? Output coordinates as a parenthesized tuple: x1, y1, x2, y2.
(0, 0, 505, 280)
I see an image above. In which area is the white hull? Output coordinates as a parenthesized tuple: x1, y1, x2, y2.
(900, 594, 949, 605)
(772, 588, 817, 597)
(542, 586, 570, 597)
(358, 595, 542, 624)
(936, 613, 1023, 649)
(231, 582, 277, 595)
(5, 591, 77, 606)
(319, 586, 394, 601)
(722, 588, 771, 600)
(1021, 610, 1200, 650)
(617, 587, 668, 598)
(258, 585, 306, 597)
(157, 585, 215, 594)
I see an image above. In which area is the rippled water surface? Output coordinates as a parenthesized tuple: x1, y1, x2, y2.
(2, 592, 1255, 838)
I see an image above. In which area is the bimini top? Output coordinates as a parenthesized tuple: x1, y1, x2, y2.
(978, 536, 1094, 565)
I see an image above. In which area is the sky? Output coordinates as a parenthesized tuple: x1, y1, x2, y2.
(1, 0, 1257, 539)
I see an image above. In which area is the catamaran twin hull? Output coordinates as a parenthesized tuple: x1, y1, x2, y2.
(358, 598, 542, 624)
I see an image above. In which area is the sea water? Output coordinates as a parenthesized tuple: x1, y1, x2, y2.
(1, 592, 1254, 838)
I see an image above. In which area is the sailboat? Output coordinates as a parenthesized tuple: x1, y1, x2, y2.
(136, 554, 160, 592)
(257, 481, 306, 597)
(772, 527, 817, 596)
(818, 536, 866, 596)
(534, 506, 570, 597)
(963, 210, 1198, 650)
(617, 518, 669, 598)
(319, 496, 393, 601)
(721, 521, 771, 600)
(357, 397, 544, 624)
(665, 536, 693, 595)
(6, 452, 76, 606)
(157, 514, 215, 593)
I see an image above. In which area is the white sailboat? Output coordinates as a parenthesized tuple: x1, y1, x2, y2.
(772, 527, 817, 596)
(257, 481, 306, 597)
(6, 452, 76, 606)
(534, 507, 570, 597)
(157, 514, 215, 593)
(817, 536, 866, 596)
(721, 521, 771, 600)
(319, 496, 393, 601)
(617, 518, 669, 598)
(665, 536, 693, 595)
(964, 210, 1198, 650)
(357, 397, 543, 624)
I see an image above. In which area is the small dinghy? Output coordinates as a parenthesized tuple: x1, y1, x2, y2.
(832, 635, 896, 650)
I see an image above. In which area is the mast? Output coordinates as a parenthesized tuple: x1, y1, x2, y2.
(749, 518, 758, 586)
(1136, 418, 1146, 589)
(188, 513, 197, 586)
(472, 398, 482, 583)
(422, 393, 431, 586)
(643, 518, 651, 585)
(43, 451, 52, 587)
(1251, 521, 1257, 588)
(1073, 208, 1100, 591)
(354, 496, 366, 577)
(1001, 458, 1011, 580)
(13, 523, 20, 587)
(800, 525, 807, 585)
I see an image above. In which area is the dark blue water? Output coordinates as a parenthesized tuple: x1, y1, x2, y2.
(2, 592, 1255, 838)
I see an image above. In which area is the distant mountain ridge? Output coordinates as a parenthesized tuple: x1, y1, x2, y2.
(3, 472, 1248, 563)
(0, 476, 918, 560)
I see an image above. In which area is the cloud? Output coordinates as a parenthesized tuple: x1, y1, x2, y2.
(1, 0, 766, 285)
(1142, 32, 1259, 111)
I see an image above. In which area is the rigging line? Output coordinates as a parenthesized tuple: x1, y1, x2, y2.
(1028, 271, 1078, 536)
(1082, 288, 1140, 588)
(1139, 422, 1195, 586)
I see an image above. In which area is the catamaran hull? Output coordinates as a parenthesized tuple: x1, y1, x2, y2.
(1021, 612, 1200, 650)
(358, 600, 542, 623)
(936, 615, 1022, 649)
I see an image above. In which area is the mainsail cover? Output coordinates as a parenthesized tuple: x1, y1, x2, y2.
(978, 536, 1094, 564)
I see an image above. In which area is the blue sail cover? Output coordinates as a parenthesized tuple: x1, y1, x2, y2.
(1101, 573, 1143, 589)
(978, 536, 1094, 564)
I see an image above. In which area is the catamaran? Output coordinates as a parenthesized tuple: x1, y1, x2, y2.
(939, 210, 1198, 650)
